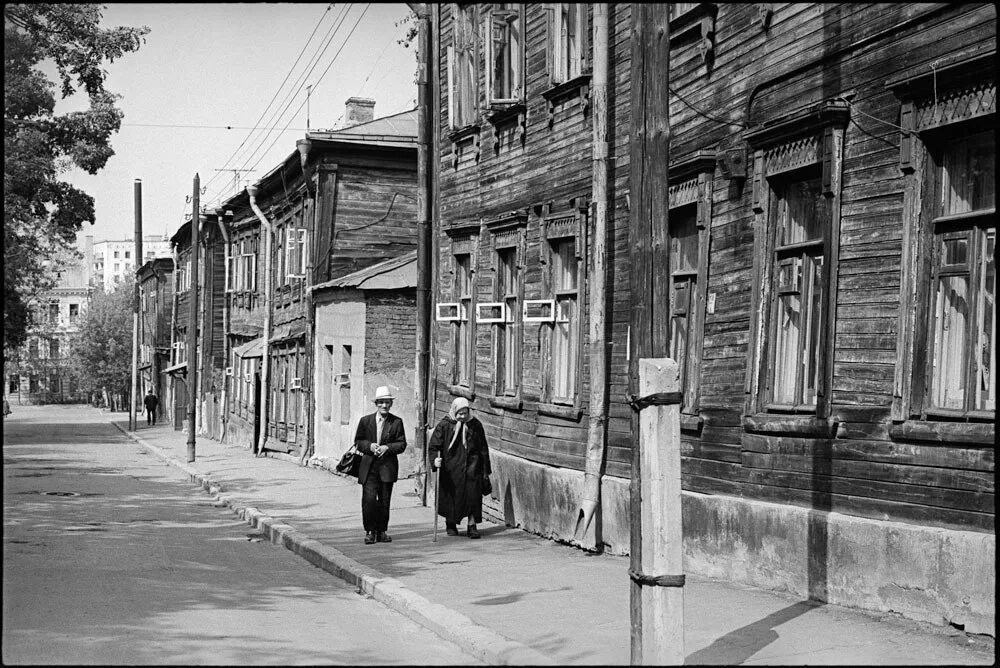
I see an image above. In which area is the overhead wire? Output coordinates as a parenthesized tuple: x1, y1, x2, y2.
(200, 2, 335, 198)
(224, 4, 351, 180)
(203, 3, 352, 209)
(214, 4, 353, 196)
(202, 3, 354, 210)
(240, 4, 371, 178)
(122, 122, 310, 131)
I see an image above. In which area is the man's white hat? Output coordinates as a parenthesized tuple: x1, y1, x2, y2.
(374, 386, 395, 402)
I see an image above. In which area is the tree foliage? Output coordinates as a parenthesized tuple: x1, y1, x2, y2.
(3, 4, 148, 352)
(69, 279, 133, 397)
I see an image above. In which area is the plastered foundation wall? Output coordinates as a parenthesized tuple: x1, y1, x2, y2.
(484, 450, 995, 636)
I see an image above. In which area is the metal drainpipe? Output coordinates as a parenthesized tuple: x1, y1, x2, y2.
(248, 186, 273, 456)
(574, 2, 610, 548)
(215, 209, 231, 443)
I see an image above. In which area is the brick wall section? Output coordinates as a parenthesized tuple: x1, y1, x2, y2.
(364, 290, 417, 374)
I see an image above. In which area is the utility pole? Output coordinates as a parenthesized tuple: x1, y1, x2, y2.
(306, 84, 313, 131)
(213, 168, 256, 197)
(629, 4, 681, 665)
(187, 173, 200, 463)
(408, 1, 432, 505)
(129, 179, 143, 431)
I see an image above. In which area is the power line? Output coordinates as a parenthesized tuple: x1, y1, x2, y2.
(203, 3, 353, 208)
(200, 2, 335, 197)
(242, 4, 371, 178)
(227, 4, 355, 183)
(122, 122, 310, 131)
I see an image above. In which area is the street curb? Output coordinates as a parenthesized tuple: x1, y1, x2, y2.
(111, 422, 555, 666)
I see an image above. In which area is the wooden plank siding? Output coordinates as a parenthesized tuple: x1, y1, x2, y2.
(430, 2, 995, 536)
(217, 132, 417, 455)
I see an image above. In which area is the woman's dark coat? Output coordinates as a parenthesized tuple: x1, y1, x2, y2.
(428, 415, 492, 524)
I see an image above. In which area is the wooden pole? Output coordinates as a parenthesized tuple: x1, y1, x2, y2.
(412, 2, 433, 506)
(630, 3, 672, 664)
(186, 174, 199, 463)
(638, 358, 684, 664)
(628, 4, 650, 662)
(129, 179, 143, 431)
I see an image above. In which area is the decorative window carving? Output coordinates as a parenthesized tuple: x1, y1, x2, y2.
(536, 203, 586, 414)
(667, 150, 715, 425)
(744, 100, 848, 429)
(485, 215, 526, 405)
(444, 225, 480, 393)
(887, 53, 995, 441)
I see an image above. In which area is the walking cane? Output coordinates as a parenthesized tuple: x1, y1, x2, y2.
(433, 463, 440, 542)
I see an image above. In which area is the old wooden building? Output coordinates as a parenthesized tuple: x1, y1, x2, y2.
(220, 103, 419, 459)
(426, 3, 994, 634)
(166, 213, 227, 435)
(137, 257, 174, 419)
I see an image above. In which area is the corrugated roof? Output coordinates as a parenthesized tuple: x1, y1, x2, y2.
(312, 250, 417, 292)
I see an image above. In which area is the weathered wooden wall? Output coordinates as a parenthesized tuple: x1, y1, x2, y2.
(431, 2, 994, 535)
(668, 2, 994, 532)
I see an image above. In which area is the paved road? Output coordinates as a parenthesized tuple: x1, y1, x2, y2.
(2, 405, 477, 665)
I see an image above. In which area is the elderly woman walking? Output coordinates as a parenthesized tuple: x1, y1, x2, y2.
(429, 397, 492, 538)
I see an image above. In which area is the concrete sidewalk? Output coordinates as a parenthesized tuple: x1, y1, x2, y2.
(112, 416, 994, 665)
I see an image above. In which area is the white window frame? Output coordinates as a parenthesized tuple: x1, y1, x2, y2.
(436, 302, 463, 322)
(477, 301, 507, 324)
(285, 228, 308, 280)
(523, 299, 556, 322)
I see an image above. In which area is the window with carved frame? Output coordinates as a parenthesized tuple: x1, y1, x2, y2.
(448, 3, 479, 129)
(666, 153, 714, 420)
(889, 57, 995, 436)
(745, 101, 847, 429)
(539, 206, 586, 410)
(445, 230, 479, 390)
(486, 3, 524, 105)
(487, 223, 524, 402)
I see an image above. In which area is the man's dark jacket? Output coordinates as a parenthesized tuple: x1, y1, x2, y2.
(143, 394, 159, 412)
(353, 412, 407, 484)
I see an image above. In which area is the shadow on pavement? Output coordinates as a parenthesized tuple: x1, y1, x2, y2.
(685, 599, 823, 665)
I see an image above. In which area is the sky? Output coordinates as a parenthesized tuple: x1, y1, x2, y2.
(55, 3, 417, 246)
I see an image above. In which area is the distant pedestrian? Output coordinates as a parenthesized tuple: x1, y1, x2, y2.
(354, 386, 408, 545)
(429, 397, 492, 539)
(143, 390, 159, 426)
(3, 398, 10, 418)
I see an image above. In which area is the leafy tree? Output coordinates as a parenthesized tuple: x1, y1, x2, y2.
(69, 279, 133, 405)
(3, 4, 148, 352)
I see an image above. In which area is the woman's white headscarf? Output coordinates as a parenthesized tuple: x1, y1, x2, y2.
(449, 397, 471, 421)
(447, 397, 471, 452)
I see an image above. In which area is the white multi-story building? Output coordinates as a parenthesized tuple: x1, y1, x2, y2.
(92, 235, 172, 292)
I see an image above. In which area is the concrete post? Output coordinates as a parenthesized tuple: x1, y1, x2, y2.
(636, 357, 684, 665)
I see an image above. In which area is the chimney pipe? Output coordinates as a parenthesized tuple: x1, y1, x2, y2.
(344, 97, 375, 127)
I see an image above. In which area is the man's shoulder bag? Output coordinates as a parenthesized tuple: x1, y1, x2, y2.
(336, 446, 361, 477)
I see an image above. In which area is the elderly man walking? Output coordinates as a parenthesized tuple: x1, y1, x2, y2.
(354, 386, 407, 545)
(143, 390, 159, 426)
